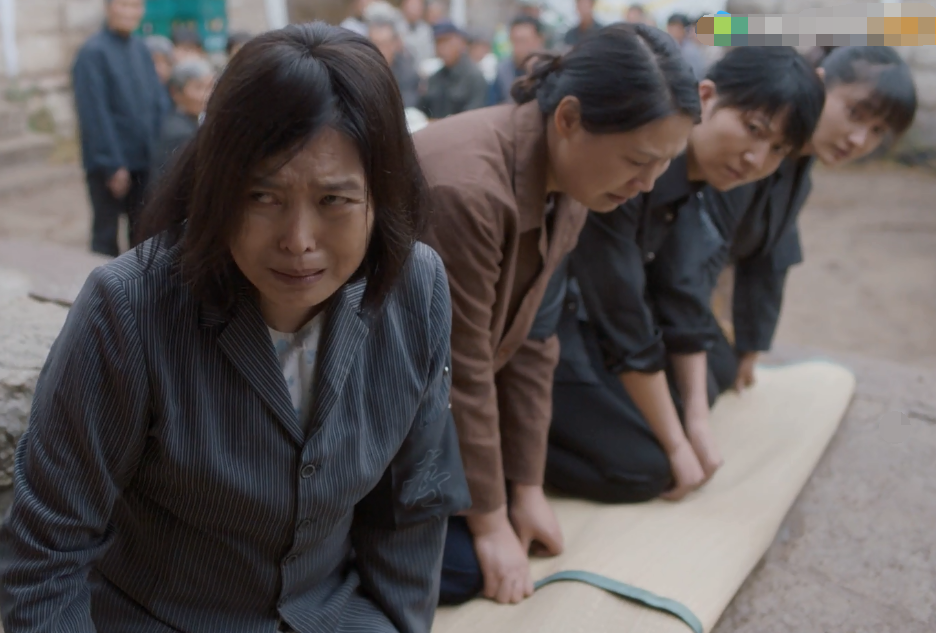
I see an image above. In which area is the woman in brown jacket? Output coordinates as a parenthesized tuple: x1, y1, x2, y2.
(414, 23, 701, 606)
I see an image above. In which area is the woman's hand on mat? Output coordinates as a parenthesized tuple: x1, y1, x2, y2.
(685, 416, 723, 480)
(661, 441, 706, 501)
(734, 352, 759, 391)
(509, 483, 565, 559)
(467, 507, 535, 604)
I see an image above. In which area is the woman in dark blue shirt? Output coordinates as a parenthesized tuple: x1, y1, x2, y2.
(665, 46, 918, 397)
(539, 47, 826, 505)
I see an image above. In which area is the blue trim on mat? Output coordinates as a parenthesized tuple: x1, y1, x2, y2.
(534, 570, 704, 633)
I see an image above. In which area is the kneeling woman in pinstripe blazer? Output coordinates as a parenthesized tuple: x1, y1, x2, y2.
(0, 23, 470, 633)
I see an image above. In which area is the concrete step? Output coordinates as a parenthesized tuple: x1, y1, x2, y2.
(0, 133, 55, 170)
(0, 162, 81, 201)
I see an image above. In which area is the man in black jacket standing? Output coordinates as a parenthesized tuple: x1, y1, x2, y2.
(72, 0, 168, 257)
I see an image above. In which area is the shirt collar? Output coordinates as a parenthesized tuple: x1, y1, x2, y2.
(646, 153, 702, 208)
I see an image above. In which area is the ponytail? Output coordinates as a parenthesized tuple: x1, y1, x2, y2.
(511, 52, 562, 104)
(508, 23, 700, 135)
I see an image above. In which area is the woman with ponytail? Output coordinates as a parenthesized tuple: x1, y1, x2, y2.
(414, 23, 700, 606)
(540, 46, 827, 507)
(662, 45, 917, 404)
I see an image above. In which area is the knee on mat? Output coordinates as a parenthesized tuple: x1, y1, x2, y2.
(546, 445, 673, 504)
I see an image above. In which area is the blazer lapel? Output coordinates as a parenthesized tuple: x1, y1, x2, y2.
(308, 278, 370, 435)
(213, 294, 305, 445)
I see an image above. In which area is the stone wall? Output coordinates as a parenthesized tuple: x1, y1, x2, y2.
(4, 0, 270, 138)
(727, 0, 936, 152)
(0, 271, 69, 489)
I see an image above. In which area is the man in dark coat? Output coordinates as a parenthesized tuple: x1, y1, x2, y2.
(72, 0, 168, 256)
(418, 21, 488, 119)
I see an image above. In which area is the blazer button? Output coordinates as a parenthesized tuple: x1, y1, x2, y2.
(298, 519, 312, 531)
(696, 191, 704, 200)
(664, 212, 675, 223)
(566, 300, 576, 311)
(646, 252, 656, 262)
(284, 554, 298, 565)
(300, 463, 317, 478)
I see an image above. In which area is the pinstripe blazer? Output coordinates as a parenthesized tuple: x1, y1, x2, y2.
(0, 238, 470, 633)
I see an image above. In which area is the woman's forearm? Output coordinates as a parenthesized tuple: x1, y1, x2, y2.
(670, 352, 710, 421)
(619, 370, 688, 454)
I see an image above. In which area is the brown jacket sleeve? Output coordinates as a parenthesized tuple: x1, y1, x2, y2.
(496, 335, 559, 486)
(422, 183, 508, 514)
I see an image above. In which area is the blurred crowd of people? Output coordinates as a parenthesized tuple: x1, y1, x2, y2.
(350, 0, 717, 122)
(70, 0, 718, 258)
(71, 0, 251, 257)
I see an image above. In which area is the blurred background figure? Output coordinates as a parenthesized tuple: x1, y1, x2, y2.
(419, 20, 488, 119)
(340, 0, 372, 36)
(564, 0, 602, 48)
(667, 13, 706, 79)
(488, 16, 544, 106)
(226, 31, 252, 60)
(171, 25, 207, 62)
(72, 0, 167, 257)
(399, 0, 436, 68)
(153, 58, 215, 182)
(625, 3, 646, 23)
(516, 0, 557, 49)
(468, 28, 498, 84)
(144, 35, 174, 86)
(425, 0, 448, 26)
(369, 20, 422, 108)
(144, 34, 174, 114)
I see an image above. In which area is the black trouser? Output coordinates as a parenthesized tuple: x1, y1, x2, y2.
(545, 314, 738, 504)
(86, 170, 150, 257)
(438, 516, 484, 605)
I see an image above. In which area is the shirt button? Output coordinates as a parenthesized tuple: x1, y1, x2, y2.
(566, 300, 576, 311)
(664, 212, 675, 223)
(696, 191, 704, 200)
(300, 463, 317, 478)
(298, 519, 312, 531)
(646, 252, 656, 262)
(443, 365, 450, 375)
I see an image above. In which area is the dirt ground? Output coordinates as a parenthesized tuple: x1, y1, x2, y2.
(1, 160, 934, 630)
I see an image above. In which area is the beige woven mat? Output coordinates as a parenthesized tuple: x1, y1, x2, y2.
(433, 361, 856, 633)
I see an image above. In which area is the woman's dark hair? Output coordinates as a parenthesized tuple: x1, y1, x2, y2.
(136, 22, 428, 313)
(820, 46, 917, 136)
(705, 46, 826, 151)
(511, 22, 701, 133)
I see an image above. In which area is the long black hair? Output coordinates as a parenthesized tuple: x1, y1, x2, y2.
(511, 22, 701, 133)
(136, 22, 428, 314)
(819, 46, 917, 136)
(706, 46, 826, 151)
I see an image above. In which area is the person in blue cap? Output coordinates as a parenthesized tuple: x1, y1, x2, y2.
(418, 20, 489, 119)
